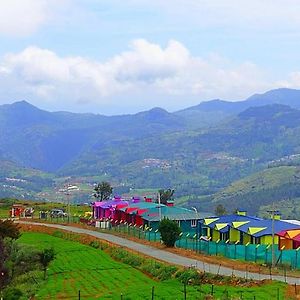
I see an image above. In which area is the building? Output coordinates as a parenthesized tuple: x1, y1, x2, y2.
(277, 229, 300, 250)
(199, 211, 300, 245)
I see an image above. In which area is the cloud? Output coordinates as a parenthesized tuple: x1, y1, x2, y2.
(0, 0, 66, 37)
(0, 39, 277, 113)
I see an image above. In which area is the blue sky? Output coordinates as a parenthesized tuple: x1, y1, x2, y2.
(1, 0, 300, 115)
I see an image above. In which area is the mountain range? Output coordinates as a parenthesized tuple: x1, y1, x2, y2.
(2, 88, 300, 216)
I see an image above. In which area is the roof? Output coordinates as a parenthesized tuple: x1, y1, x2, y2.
(92, 199, 127, 208)
(237, 219, 300, 237)
(201, 214, 260, 233)
(141, 206, 209, 222)
(119, 201, 163, 212)
(201, 214, 300, 236)
(277, 229, 300, 240)
(282, 220, 300, 226)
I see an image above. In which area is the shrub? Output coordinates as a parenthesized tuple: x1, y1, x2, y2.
(175, 267, 201, 284)
(52, 231, 63, 238)
(3, 287, 23, 300)
(89, 241, 100, 249)
(158, 218, 181, 247)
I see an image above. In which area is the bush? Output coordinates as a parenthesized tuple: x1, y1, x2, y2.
(3, 287, 23, 300)
(158, 218, 181, 247)
(89, 241, 100, 249)
(175, 267, 201, 284)
(52, 231, 63, 238)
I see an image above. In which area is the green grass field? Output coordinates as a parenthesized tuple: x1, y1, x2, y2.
(16, 232, 289, 300)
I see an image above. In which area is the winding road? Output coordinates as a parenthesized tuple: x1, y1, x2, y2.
(18, 221, 300, 285)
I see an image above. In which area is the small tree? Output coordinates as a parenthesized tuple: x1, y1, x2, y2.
(158, 218, 181, 247)
(158, 189, 175, 205)
(93, 181, 113, 201)
(39, 248, 55, 280)
(214, 204, 227, 216)
(0, 220, 20, 289)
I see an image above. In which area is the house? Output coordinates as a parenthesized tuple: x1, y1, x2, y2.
(277, 229, 300, 249)
(140, 206, 210, 234)
(199, 210, 300, 245)
(92, 196, 129, 219)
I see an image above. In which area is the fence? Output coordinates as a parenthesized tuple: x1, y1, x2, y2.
(33, 217, 300, 270)
(42, 284, 286, 300)
(104, 223, 300, 270)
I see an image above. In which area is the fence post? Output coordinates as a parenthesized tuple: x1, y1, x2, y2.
(78, 290, 80, 300)
(216, 239, 220, 256)
(255, 245, 258, 263)
(185, 233, 190, 249)
(151, 286, 155, 300)
(211, 284, 214, 296)
(184, 282, 187, 300)
(245, 242, 250, 261)
(296, 247, 300, 269)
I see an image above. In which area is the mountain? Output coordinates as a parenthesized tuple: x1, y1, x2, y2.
(0, 101, 185, 172)
(175, 88, 300, 128)
(2, 89, 300, 215)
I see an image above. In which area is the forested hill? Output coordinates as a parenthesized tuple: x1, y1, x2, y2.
(2, 88, 300, 216)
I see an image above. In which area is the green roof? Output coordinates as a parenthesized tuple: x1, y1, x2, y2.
(141, 206, 209, 221)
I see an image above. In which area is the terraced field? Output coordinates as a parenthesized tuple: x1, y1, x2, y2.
(18, 233, 288, 299)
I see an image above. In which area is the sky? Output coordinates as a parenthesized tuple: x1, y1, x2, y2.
(1, 0, 300, 115)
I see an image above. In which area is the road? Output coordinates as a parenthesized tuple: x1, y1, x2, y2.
(18, 221, 300, 285)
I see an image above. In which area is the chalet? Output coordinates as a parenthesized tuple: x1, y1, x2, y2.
(199, 211, 300, 245)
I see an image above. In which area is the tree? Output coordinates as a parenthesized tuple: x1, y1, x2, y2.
(214, 204, 227, 216)
(158, 218, 181, 247)
(158, 189, 175, 205)
(93, 181, 113, 201)
(39, 248, 56, 280)
(0, 220, 20, 289)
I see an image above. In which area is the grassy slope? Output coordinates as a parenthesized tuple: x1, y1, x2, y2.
(210, 166, 300, 216)
(18, 232, 287, 300)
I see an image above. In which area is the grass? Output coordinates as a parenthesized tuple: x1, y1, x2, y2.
(0, 198, 91, 219)
(16, 232, 290, 300)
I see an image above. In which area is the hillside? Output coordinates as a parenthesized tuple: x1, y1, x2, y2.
(207, 166, 300, 215)
(60, 103, 300, 214)
(1, 89, 300, 214)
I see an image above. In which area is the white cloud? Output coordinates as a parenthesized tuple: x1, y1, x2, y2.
(0, 39, 277, 113)
(0, 0, 66, 36)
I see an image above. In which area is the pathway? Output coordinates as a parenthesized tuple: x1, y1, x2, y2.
(18, 221, 300, 285)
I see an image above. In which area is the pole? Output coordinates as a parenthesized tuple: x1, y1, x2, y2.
(271, 203, 275, 267)
(67, 192, 71, 223)
(158, 192, 161, 221)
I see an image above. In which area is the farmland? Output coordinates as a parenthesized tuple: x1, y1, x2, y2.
(15, 232, 289, 299)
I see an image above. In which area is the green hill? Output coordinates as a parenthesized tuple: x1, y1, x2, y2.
(208, 166, 300, 216)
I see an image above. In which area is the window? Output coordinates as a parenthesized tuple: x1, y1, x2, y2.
(191, 219, 197, 227)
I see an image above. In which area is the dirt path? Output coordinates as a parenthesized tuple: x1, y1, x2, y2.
(18, 221, 300, 285)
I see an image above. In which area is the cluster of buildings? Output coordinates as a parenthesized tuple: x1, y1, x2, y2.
(92, 196, 208, 233)
(92, 197, 300, 250)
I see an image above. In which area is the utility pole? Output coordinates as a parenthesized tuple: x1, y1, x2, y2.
(267, 203, 276, 267)
(158, 192, 162, 221)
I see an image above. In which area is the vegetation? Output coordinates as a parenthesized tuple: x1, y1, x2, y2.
(214, 204, 227, 216)
(158, 218, 182, 247)
(0, 220, 20, 291)
(93, 181, 113, 201)
(38, 248, 55, 280)
(12, 231, 290, 299)
(158, 188, 175, 205)
(4, 92, 300, 217)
